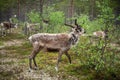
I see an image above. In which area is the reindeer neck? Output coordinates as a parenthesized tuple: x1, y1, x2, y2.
(69, 32, 79, 45)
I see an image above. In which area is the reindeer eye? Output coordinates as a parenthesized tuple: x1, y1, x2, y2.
(79, 28, 82, 32)
(77, 28, 82, 32)
(75, 29, 79, 32)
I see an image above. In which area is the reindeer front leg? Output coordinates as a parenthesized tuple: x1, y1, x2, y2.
(29, 42, 40, 71)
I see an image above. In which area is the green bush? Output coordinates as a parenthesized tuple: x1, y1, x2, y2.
(74, 14, 104, 34)
(47, 11, 65, 33)
(27, 10, 41, 23)
(72, 34, 120, 79)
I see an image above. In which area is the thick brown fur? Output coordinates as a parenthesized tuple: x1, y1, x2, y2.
(28, 19, 85, 71)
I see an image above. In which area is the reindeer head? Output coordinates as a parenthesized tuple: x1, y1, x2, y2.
(65, 19, 85, 35)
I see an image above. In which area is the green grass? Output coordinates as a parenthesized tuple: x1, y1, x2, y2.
(2, 42, 32, 55)
(0, 33, 26, 41)
(0, 41, 4, 46)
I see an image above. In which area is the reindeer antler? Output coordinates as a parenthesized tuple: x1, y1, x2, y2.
(75, 19, 78, 26)
(75, 19, 83, 28)
(64, 23, 75, 28)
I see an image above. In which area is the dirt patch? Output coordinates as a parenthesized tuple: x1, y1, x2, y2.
(0, 39, 24, 49)
(3, 39, 24, 47)
(19, 70, 58, 80)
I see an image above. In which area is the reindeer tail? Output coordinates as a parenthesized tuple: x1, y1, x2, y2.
(28, 36, 33, 43)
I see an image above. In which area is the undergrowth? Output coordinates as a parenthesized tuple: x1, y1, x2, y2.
(0, 33, 26, 41)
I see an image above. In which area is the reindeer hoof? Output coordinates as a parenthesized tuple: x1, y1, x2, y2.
(34, 67, 39, 70)
(28, 68, 33, 72)
(55, 67, 58, 72)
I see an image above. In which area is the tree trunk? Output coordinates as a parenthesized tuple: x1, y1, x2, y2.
(39, 0, 44, 31)
(68, 0, 74, 24)
(17, 0, 20, 21)
(89, 0, 95, 20)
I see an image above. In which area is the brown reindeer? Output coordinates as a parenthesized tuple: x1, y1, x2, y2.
(93, 30, 108, 39)
(26, 22, 39, 35)
(0, 21, 17, 36)
(28, 19, 85, 71)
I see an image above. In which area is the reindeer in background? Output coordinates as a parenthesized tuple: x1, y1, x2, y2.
(86, 29, 108, 46)
(93, 30, 108, 39)
(0, 15, 18, 36)
(28, 19, 85, 71)
(25, 20, 49, 36)
(26, 22, 40, 35)
(0, 21, 18, 36)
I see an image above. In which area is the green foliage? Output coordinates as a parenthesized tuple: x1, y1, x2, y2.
(0, 41, 3, 46)
(69, 1, 120, 79)
(27, 10, 41, 23)
(43, 6, 55, 19)
(49, 11, 65, 25)
(26, 9, 68, 33)
(0, 33, 26, 41)
(70, 1, 119, 79)
(48, 11, 65, 33)
(75, 14, 103, 34)
(87, 19, 105, 33)
(0, 0, 17, 11)
(96, 0, 115, 23)
(42, 6, 68, 33)
(77, 14, 90, 27)
(72, 36, 119, 79)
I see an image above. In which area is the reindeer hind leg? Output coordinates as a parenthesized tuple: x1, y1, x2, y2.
(65, 51, 71, 64)
(55, 50, 63, 71)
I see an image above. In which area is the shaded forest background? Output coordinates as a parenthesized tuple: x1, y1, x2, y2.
(0, 0, 120, 34)
(0, 0, 120, 22)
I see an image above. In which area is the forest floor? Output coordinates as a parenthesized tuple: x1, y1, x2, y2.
(0, 33, 120, 80)
(0, 33, 79, 80)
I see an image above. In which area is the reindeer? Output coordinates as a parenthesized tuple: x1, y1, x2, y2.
(87, 30, 108, 45)
(0, 21, 17, 36)
(93, 31, 106, 39)
(28, 19, 85, 71)
(26, 22, 40, 35)
(25, 20, 49, 36)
